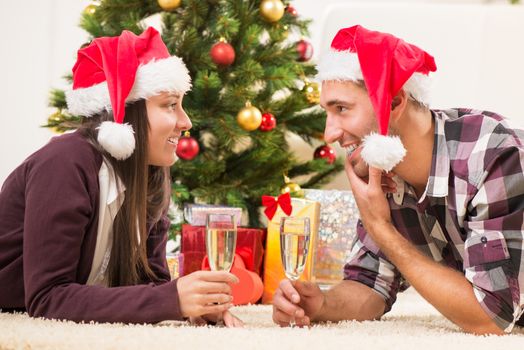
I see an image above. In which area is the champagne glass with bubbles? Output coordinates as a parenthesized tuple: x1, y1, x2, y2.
(279, 216, 311, 326)
(206, 213, 237, 273)
(205, 213, 237, 325)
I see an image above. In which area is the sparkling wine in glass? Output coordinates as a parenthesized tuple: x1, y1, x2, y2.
(206, 213, 237, 272)
(205, 213, 237, 326)
(280, 216, 311, 326)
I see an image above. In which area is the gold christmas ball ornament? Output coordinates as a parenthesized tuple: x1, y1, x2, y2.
(158, 0, 181, 11)
(280, 175, 304, 198)
(83, 3, 98, 15)
(260, 0, 285, 22)
(237, 101, 262, 131)
(303, 80, 321, 104)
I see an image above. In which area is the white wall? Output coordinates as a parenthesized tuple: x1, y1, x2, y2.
(0, 0, 522, 189)
(0, 0, 90, 186)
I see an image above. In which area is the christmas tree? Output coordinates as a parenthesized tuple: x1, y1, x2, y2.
(46, 0, 343, 230)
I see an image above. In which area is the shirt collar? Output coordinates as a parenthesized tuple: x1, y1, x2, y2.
(422, 110, 451, 198)
(99, 160, 126, 205)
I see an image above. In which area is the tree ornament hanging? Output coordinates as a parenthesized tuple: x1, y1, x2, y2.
(158, 0, 182, 11)
(303, 80, 320, 104)
(282, 25, 289, 39)
(210, 38, 235, 66)
(280, 175, 304, 198)
(286, 4, 298, 17)
(260, 0, 285, 22)
(259, 112, 277, 132)
(314, 144, 337, 164)
(237, 101, 263, 131)
(296, 39, 314, 62)
(83, 3, 98, 15)
(176, 131, 200, 160)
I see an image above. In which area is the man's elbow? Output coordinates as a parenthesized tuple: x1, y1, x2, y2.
(461, 320, 506, 336)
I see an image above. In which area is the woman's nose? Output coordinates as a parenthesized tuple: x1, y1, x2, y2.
(178, 109, 192, 131)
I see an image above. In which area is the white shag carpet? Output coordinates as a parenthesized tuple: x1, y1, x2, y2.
(1, 288, 523, 350)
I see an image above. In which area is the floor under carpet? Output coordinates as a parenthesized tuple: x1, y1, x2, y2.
(1, 288, 523, 349)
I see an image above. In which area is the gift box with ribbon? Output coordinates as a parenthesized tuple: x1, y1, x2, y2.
(180, 224, 266, 277)
(261, 193, 320, 304)
(166, 252, 183, 280)
(183, 204, 243, 226)
(303, 189, 360, 289)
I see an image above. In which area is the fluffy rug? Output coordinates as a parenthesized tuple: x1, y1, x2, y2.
(1, 288, 523, 350)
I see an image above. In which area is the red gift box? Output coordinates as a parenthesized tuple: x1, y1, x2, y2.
(180, 224, 266, 277)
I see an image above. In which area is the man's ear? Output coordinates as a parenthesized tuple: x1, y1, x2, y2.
(390, 89, 408, 122)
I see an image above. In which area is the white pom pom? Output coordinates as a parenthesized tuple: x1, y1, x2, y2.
(97, 121, 135, 160)
(361, 133, 406, 172)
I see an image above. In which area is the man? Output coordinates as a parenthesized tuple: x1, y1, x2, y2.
(272, 25, 524, 335)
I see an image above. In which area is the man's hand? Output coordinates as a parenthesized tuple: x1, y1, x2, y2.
(345, 156, 394, 235)
(272, 279, 325, 327)
(177, 270, 239, 318)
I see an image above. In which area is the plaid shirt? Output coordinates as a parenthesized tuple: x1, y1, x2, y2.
(344, 108, 524, 333)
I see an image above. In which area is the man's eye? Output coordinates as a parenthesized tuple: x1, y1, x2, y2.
(336, 106, 347, 113)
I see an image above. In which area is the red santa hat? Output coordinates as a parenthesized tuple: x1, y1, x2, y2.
(316, 25, 437, 171)
(66, 27, 191, 160)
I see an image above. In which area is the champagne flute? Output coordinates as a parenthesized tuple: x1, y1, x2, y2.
(206, 213, 237, 272)
(205, 213, 238, 325)
(279, 216, 311, 327)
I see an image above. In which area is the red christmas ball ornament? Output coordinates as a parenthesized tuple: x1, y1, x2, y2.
(286, 5, 298, 16)
(176, 132, 200, 160)
(210, 39, 235, 66)
(314, 144, 336, 164)
(296, 39, 313, 62)
(259, 112, 277, 132)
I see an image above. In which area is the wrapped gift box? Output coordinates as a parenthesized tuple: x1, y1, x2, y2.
(183, 204, 242, 226)
(304, 189, 359, 289)
(180, 224, 266, 277)
(165, 252, 183, 280)
(262, 197, 320, 304)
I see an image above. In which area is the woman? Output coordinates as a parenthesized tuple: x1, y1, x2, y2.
(0, 27, 242, 326)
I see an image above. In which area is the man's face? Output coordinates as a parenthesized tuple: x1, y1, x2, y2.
(320, 80, 378, 179)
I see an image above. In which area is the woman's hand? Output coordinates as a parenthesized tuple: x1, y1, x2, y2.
(190, 310, 245, 328)
(177, 270, 238, 318)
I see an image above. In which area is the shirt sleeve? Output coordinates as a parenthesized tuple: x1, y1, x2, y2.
(463, 145, 524, 333)
(343, 220, 408, 314)
(23, 139, 184, 324)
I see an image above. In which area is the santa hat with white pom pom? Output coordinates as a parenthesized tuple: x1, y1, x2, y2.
(66, 27, 191, 160)
(316, 25, 437, 171)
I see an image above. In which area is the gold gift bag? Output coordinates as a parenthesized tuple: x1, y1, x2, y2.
(262, 198, 320, 304)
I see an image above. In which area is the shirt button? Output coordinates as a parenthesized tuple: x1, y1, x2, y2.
(480, 236, 487, 244)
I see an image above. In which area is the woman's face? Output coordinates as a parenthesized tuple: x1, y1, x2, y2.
(146, 91, 192, 166)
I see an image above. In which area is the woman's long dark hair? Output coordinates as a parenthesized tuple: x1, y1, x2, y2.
(78, 99, 171, 287)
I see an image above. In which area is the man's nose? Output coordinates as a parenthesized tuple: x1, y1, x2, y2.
(324, 115, 343, 143)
